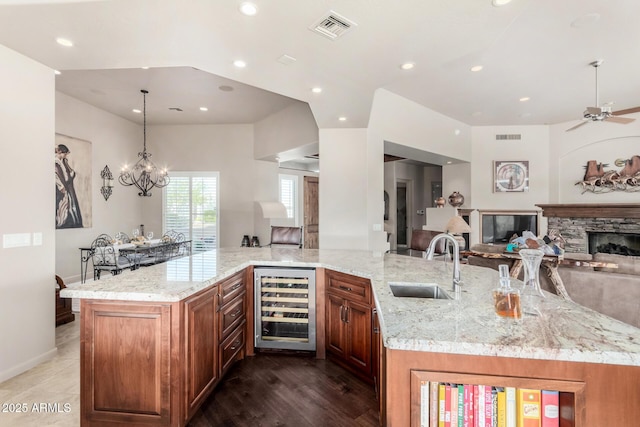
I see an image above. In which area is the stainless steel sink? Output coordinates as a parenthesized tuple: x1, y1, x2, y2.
(389, 282, 452, 300)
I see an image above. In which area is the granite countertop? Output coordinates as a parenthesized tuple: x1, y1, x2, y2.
(62, 247, 640, 367)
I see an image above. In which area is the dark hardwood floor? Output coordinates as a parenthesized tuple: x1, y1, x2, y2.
(188, 353, 380, 427)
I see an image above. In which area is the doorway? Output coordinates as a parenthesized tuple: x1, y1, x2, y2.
(396, 182, 408, 248)
(303, 176, 319, 249)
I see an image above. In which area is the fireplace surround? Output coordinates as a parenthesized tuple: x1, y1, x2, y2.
(536, 204, 640, 254)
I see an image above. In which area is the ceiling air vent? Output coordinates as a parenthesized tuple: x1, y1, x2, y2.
(309, 11, 356, 40)
(495, 134, 522, 140)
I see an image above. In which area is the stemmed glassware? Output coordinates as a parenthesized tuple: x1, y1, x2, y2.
(132, 229, 140, 239)
(146, 232, 154, 240)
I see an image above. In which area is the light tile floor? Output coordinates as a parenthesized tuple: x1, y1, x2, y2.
(0, 318, 80, 427)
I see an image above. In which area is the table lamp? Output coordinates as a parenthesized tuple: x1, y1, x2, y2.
(445, 215, 471, 250)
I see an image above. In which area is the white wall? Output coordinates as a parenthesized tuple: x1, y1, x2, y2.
(0, 45, 56, 382)
(319, 128, 369, 250)
(254, 102, 319, 160)
(55, 93, 142, 283)
(549, 115, 640, 204)
(141, 124, 260, 248)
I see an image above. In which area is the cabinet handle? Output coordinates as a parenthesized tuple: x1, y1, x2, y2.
(230, 340, 241, 350)
(344, 306, 349, 324)
(230, 309, 242, 318)
(340, 305, 345, 322)
(231, 283, 242, 290)
(339, 285, 352, 291)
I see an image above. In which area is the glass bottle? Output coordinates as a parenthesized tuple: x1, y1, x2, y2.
(519, 248, 545, 312)
(493, 264, 522, 319)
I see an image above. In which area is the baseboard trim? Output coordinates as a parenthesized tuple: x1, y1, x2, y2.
(0, 347, 58, 383)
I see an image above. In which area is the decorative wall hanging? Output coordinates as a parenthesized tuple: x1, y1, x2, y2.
(494, 160, 529, 192)
(55, 133, 92, 229)
(575, 155, 640, 193)
(100, 165, 114, 201)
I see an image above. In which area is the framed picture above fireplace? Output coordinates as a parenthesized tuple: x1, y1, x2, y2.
(494, 160, 529, 192)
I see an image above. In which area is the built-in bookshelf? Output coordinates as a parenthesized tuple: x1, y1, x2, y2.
(410, 370, 585, 427)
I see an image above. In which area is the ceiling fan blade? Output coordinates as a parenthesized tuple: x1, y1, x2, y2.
(586, 106, 602, 115)
(612, 106, 640, 116)
(566, 121, 590, 132)
(604, 116, 635, 124)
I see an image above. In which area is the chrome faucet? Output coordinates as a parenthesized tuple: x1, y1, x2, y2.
(426, 233, 462, 296)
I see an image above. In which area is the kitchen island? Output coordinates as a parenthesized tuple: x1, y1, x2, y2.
(62, 248, 640, 426)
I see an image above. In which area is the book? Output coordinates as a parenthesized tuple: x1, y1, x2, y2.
(445, 384, 452, 427)
(497, 388, 506, 427)
(477, 385, 486, 427)
(474, 385, 479, 427)
(491, 387, 498, 427)
(431, 382, 440, 427)
(451, 384, 459, 427)
(457, 384, 464, 427)
(420, 380, 430, 427)
(505, 387, 516, 427)
(485, 386, 493, 427)
(439, 383, 446, 427)
(541, 390, 559, 427)
(517, 388, 541, 427)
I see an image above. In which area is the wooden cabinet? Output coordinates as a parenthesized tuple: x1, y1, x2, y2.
(325, 270, 373, 380)
(80, 269, 248, 427)
(184, 287, 219, 421)
(218, 270, 247, 377)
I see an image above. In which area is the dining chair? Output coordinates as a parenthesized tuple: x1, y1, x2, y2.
(408, 229, 447, 258)
(91, 234, 133, 279)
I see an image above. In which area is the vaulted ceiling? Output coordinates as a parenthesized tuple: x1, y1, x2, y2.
(1, 0, 639, 129)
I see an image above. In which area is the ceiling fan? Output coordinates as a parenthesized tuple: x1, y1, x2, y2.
(566, 60, 640, 132)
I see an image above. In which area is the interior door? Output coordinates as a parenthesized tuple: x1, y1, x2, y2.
(304, 176, 319, 249)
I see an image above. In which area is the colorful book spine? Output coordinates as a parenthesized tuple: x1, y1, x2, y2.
(458, 384, 464, 427)
(477, 385, 485, 427)
(517, 389, 541, 427)
(431, 382, 440, 427)
(451, 384, 459, 427)
(541, 390, 559, 427)
(474, 385, 479, 427)
(445, 384, 452, 427)
(497, 388, 506, 427)
(439, 383, 446, 427)
(484, 386, 493, 427)
(505, 387, 516, 427)
(420, 380, 430, 427)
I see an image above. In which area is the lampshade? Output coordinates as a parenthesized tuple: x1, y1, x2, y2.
(445, 215, 471, 234)
(258, 201, 288, 219)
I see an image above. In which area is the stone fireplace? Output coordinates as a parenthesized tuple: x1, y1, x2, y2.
(536, 204, 640, 254)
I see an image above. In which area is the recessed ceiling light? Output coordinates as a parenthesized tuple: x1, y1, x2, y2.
(219, 85, 234, 92)
(56, 37, 73, 47)
(400, 62, 415, 70)
(132, 109, 141, 114)
(311, 87, 323, 94)
(200, 107, 208, 112)
(470, 65, 483, 72)
(519, 96, 530, 102)
(239, 2, 258, 16)
(338, 116, 347, 121)
(141, 66, 149, 70)
(447, 161, 452, 164)
(454, 129, 461, 135)
(54, 70, 61, 75)
(233, 60, 247, 68)
(492, 0, 512, 6)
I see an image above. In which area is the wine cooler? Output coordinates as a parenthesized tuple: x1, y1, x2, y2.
(254, 267, 316, 351)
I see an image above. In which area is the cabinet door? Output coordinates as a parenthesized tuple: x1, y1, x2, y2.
(326, 293, 347, 358)
(184, 286, 219, 419)
(345, 299, 372, 376)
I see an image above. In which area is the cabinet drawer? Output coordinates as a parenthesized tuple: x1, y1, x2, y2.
(220, 293, 246, 341)
(220, 323, 246, 374)
(218, 271, 245, 306)
(327, 270, 371, 304)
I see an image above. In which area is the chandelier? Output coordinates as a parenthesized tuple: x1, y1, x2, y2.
(119, 89, 169, 197)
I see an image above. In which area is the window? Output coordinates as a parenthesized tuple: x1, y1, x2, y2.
(279, 174, 298, 222)
(163, 172, 219, 253)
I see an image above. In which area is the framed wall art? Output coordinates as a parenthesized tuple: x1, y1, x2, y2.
(55, 133, 92, 229)
(494, 160, 529, 193)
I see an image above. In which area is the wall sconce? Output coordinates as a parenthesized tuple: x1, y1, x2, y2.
(100, 165, 114, 201)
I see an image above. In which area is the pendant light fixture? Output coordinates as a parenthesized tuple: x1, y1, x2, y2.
(119, 89, 169, 196)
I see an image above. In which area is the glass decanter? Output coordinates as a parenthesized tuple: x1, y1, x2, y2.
(519, 249, 545, 312)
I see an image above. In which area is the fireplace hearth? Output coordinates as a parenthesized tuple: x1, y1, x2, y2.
(536, 204, 640, 254)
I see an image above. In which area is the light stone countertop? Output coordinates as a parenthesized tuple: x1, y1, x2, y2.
(62, 247, 640, 367)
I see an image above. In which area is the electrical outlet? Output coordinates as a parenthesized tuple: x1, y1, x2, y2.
(372, 223, 382, 231)
(417, 209, 425, 215)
